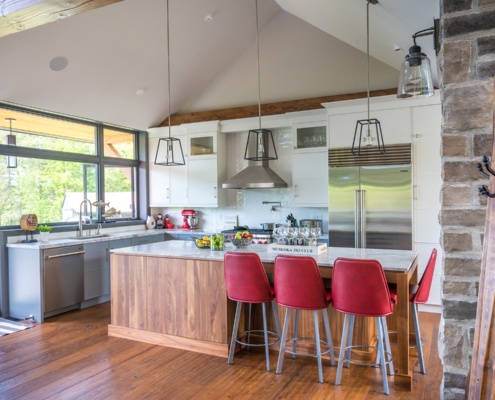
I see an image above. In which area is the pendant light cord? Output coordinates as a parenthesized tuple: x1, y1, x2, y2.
(166, 0, 172, 139)
(366, 0, 370, 122)
(255, 0, 261, 131)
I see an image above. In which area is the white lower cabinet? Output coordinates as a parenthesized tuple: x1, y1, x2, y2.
(292, 151, 328, 206)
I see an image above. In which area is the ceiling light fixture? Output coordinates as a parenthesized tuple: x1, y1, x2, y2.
(5, 118, 17, 168)
(244, 0, 278, 162)
(397, 19, 439, 98)
(204, 14, 213, 22)
(352, 0, 385, 156)
(155, 0, 185, 167)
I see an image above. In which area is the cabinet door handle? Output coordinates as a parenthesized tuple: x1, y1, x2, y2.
(214, 187, 217, 199)
(45, 250, 85, 260)
(294, 184, 298, 197)
(413, 185, 419, 200)
(166, 187, 170, 199)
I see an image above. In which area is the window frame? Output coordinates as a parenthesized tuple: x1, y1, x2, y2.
(0, 102, 142, 227)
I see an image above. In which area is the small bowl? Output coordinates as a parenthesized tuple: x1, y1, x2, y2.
(231, 238, 251, 248)
(166, 224, 175, 229)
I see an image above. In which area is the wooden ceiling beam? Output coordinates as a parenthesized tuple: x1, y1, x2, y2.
(0, 0, 122, 39)
(158, 88, 397, 127)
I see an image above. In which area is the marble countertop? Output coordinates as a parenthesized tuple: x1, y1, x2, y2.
(111, 240, 418, 272)
(6, 228, 214, 250)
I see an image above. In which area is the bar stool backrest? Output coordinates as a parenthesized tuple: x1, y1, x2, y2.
(332, 258, 395, 317)
(274, 255, 328, 310)
(224, 251, 274, 303)
(412, 249, 437, 304)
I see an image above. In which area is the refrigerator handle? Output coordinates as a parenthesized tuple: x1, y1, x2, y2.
(355, 190, 360, 248)
(361, 190, 366, 248)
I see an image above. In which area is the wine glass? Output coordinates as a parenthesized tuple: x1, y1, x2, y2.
(300, 227, 310, 246)
(286, 227, 297, 246)
(273, 227, 283, 243)
(310, 227, 322, 245)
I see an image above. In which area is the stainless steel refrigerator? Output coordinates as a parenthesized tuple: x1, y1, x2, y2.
(328, 146, 412, 250)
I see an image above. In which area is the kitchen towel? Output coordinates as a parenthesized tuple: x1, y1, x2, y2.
(0, 318, 34, 336)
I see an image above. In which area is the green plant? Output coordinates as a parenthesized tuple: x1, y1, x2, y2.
(38, 225, 52, 232)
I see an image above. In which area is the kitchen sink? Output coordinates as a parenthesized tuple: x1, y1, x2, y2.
(67, 234, 110, 240)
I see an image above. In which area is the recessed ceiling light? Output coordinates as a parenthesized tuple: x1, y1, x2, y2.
(204, 14, 213, 22)
(136, 89, 145, 96)
(49, 56, 68, 71)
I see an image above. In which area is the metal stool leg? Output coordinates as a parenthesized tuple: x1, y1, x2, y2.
(335, 314, 350, 386)
(376, 317, 389, 395)
(411, 302, 425, 374)
(346, 314, 355, 368)
(271, 300, 281, 338)
(276, 308, 291, 374)
(246, 303, 252, 351)
(292, 309, 300, 359)
(313, 310, 323, 383)
(322, 308, 336, 366)
(261, 302, 270, 371)
(381, 317, 394, 376)
(228, 302, 242, 364)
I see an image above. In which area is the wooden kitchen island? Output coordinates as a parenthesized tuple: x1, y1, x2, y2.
(109, 240, 418, 390)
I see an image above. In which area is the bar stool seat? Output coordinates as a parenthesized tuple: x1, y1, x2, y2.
(274, 254, 336, 384)
(332, 257, 396, 395)
(224, 251, 281, 371)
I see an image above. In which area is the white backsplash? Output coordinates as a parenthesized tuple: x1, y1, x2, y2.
(151, 127, 328, 233)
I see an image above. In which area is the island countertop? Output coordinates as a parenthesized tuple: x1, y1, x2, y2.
(111, 239, 417, 272)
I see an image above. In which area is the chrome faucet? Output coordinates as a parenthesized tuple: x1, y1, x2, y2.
(78, 199, 93, 237)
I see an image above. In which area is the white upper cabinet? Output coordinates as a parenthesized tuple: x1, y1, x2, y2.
(293, 121, 327, 153)
(291, 119, 328, 207)
(188, 132, 218, 159)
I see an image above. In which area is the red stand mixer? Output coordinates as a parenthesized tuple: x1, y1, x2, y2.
(181, 209, 199, 229)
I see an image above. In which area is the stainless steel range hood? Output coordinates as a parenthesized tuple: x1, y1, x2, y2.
(222, 160, 288, 189)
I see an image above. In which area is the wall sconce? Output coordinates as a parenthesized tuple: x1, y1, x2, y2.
(6, 118, 17, 168)
(397, 19, 440, 99)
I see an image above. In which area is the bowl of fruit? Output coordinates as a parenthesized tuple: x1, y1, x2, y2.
(231, 231, 253, 248)
(193, 236, 211, 249)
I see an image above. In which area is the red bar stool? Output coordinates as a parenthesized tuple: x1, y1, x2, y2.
(332, 257, 396, 395)
(224, 251, 281, 371)
(274, 254, 335, 383)
(387, 248, 438, 374)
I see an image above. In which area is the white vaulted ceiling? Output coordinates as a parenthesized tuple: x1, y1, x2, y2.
(0, 0, 439, 130)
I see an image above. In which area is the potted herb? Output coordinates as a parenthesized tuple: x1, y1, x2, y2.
(38, 225, 52, 242)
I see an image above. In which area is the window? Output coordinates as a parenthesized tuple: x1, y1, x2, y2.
(0, 104, 140, 226)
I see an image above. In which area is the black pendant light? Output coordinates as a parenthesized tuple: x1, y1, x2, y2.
(397, 20, 439, 99)
(351, 0, 385, 156)
(244, 0, 278, 162)
(6, 117, 17, 168)
(154, 0, 185, 167)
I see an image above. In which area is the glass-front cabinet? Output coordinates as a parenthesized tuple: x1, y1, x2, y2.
(188, 132, 217, 158)
(293, 122, 327, 152)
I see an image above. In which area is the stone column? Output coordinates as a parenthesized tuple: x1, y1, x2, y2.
(440, 1, 495, 399)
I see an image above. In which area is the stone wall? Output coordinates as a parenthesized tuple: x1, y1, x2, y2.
(440, 1, 495, 398)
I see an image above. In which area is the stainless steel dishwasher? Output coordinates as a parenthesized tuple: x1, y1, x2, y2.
(43, 245, 85, 314)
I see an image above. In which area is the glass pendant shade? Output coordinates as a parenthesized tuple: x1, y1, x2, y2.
(154, 136, 185, 166)
(397, 45, 434, 98)
(352, 118, 385, 156)
(244, 128, 278, 161)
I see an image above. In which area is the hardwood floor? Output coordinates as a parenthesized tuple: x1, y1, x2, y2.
(0, 303, 442, 400)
